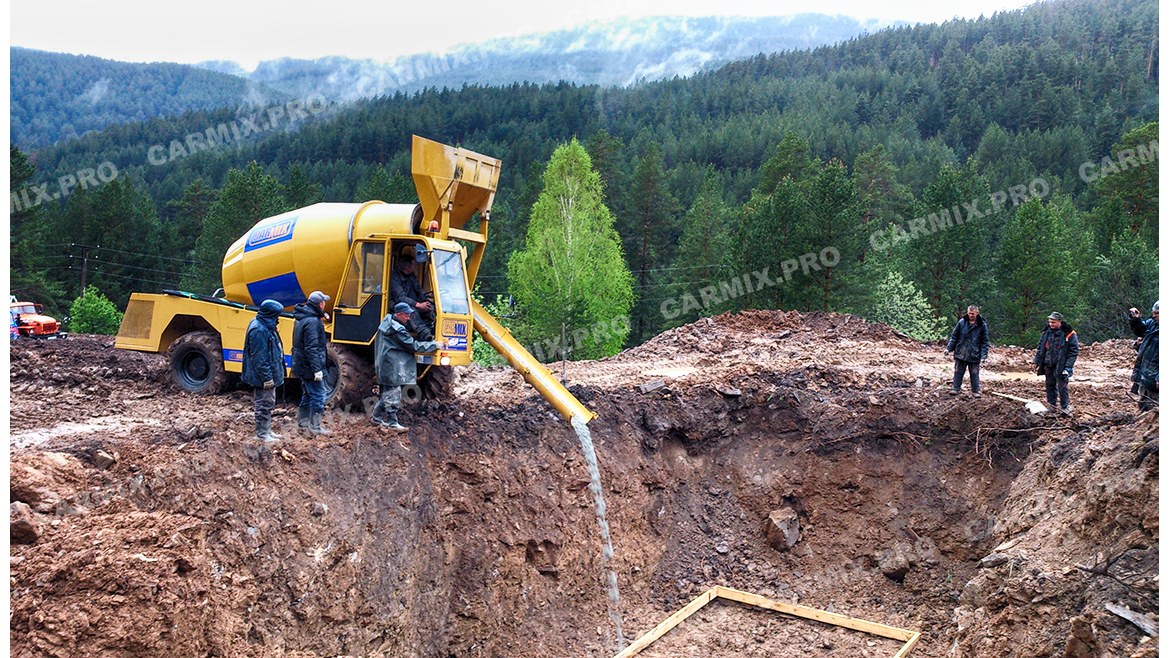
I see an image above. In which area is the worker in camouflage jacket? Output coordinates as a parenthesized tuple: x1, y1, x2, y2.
(371, 302, 439, 430)
(945, 304, 989, 396)
(293, 290, 331, 435)
(1128, 301, 1159, 411)
(1033, 311, 1079, 414)
(242, 299, 286, 442)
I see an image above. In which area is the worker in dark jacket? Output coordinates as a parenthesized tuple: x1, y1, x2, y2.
(389, 244, 435, 340)
(1033, 311, 1079, 414)
(946, 304, 989, 397)
(242, 299, 286, 442)
(1128, 301, 1159, 411)
(371, 302, 439, 430)
(293, 290, 331, 435)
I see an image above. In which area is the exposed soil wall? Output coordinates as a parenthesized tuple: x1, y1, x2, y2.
(9, 313, 1158, 658)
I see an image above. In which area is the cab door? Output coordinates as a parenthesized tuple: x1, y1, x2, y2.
(332, 239, 387, 344)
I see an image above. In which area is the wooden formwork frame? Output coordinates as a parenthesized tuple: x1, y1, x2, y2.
(612, 586, 921, 658)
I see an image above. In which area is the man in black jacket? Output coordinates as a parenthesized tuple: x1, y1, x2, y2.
(1128, 301, 1159, 411)
(293, 290, 331, 435)
(1033, 311, 1079, 414)
(242, 299, 286, 442)
(389, 244, 435, 340)
(946, 304, 989, 397)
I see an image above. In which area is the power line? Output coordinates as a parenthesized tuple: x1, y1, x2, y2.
(64, 266, 182, 288)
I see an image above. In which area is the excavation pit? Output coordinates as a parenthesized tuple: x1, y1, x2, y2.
(9, 312, 1158, 658)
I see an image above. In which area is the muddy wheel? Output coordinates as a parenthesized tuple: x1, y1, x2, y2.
(168, 331, 229, 394)
(325, 343, 374, 410)
(403, 365, 453, 405)
(421, 365, 453, 399)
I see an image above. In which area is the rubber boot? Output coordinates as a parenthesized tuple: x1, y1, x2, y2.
(256, 417, 281, 443)
(385, 411, 407, 432)
(297, 406, 311, 431)
(309, 411, 332, 435)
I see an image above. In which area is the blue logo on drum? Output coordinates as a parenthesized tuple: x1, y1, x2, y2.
(245, 216, 297, 252)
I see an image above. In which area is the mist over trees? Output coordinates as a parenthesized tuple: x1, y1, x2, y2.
(10, 0, 1159, 352)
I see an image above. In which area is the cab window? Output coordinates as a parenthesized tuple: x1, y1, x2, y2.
(339, 241, 385, 306)
(433, 249, 469, 315)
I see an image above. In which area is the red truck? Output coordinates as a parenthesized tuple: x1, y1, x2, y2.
(9, 296, 64, 338)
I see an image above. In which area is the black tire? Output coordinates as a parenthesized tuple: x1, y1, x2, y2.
(419, 365, 454, 400)
(168, 331, 230, 394)
(324, 342, 375, 410)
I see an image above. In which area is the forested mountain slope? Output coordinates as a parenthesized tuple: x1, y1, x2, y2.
(10, 48, 289, 148)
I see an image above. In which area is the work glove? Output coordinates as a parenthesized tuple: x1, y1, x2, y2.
(263, 379, 275, 389)
(314, 371, 323, 382)
(1063, 368, 1073, 380)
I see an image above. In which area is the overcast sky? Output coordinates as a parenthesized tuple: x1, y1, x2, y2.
(11, 0, 1037, 70)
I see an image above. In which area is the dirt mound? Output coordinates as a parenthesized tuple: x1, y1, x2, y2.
(8, 313, 1158, 658)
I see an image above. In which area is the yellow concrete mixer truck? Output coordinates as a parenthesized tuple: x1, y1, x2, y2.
(115, 136, 594, 422)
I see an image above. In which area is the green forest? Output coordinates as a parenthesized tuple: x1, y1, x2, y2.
(10, 0, 1159, 353)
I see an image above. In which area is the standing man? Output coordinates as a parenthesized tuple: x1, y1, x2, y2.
(1129, 301, 1159, 411)
(293, 290, 331, 435)
(371, 302, 439, 430)
(390, 244, 435, 340)
(242, 299, 286, 442)
(945, 304, 989, 397)
(1033, 311, 1079, 414)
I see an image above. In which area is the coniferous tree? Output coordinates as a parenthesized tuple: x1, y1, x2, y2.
(663, 166, 732, 328)
(996, 198, 1078, 344)
(353, 166, 413, 203)
(190, 162, 288, 293)
(900, 164, 993, 321)
(623, 142, 680, 344)
(285, 164, 324, 208)
(790, 159, 862, 312)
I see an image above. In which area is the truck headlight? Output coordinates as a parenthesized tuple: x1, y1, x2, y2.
(439, 356, 451, 366)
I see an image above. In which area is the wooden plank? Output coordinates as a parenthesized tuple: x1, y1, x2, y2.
(611, 588, 717, 658)
(713, 587, 914, 641)
(893, 633, 922, 657)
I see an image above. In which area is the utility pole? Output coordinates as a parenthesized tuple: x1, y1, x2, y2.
(71, 244, 96, 297)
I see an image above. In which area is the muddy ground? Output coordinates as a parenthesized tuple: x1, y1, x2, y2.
(9, 310, 1159, 658)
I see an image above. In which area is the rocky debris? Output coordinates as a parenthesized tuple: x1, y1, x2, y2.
(639, 380, 666, 394)
(875, 544, 913, 582)
(11, 501, 38, 544)
(93, 449, 117, 469)
(763, 507, 801, 552)
(979, 552, 1010, 568)
(1062, 614, 1101, 658)
(311, 502, 329, 516)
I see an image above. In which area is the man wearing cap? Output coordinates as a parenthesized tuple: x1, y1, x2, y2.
(293, 291, 331, 435)
(390, 243, 435, 340)
(1128, 301, 1159, 411)
(242, 299, 286, 442)
(371, 302, 439, 430)
(1033, 311, 1079, 414)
